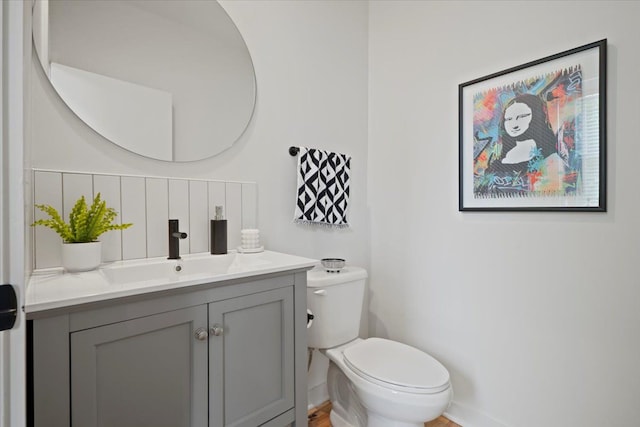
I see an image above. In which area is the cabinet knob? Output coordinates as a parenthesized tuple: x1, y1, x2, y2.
(194, 327, 209, 341)
(210, 324, 224, 336)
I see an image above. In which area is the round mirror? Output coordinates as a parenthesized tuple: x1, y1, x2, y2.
(32, 0, 256, 162)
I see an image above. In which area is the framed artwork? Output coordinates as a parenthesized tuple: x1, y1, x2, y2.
(459, 40, 606, 211)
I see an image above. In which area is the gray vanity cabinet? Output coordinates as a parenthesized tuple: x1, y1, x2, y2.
(70, 305, 209, 427)
(30, 272, 308, 427)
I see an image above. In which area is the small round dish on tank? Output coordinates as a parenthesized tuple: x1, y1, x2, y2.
(321, 258, 345, 273)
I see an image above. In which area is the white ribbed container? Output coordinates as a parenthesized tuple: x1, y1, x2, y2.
(240, 229, 260, 249)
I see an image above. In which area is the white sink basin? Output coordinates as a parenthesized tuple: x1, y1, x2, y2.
(102, 259, 179, 285)
(102, 253, 244, 286)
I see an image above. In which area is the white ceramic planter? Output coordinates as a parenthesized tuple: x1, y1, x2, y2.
(62, 241, 102, 272)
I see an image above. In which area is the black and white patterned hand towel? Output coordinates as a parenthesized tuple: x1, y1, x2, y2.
(294, 147, 351, 228)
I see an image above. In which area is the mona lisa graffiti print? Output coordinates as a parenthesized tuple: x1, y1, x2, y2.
(459, 40, 606, 211)
(474, 69, 580, 197)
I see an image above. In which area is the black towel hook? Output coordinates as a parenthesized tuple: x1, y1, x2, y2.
(289, 146, 299, 156)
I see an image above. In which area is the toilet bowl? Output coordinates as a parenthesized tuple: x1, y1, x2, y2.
(323, 338, 452, 427)
(307, 265, 453, 427)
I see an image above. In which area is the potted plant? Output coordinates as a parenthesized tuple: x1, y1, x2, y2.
(33, 193, 132, 272)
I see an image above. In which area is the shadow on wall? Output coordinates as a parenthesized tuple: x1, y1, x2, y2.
(367, 311, 389, 339)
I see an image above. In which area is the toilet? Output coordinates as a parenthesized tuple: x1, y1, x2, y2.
(307, 265, 453, 427)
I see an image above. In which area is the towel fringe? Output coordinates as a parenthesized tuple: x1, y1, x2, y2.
(294, 219, 350, 229)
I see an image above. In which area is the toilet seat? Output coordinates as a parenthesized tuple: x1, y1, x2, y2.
(343, 338, 450, 394)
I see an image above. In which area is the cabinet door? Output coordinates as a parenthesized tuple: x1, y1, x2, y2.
(209, 287, 294, 427)
(71, 305, 208, 427)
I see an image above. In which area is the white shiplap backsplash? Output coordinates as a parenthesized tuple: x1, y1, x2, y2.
(33, 170, 257, 269)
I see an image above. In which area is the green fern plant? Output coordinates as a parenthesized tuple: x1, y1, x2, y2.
(33, 193, 132, 243)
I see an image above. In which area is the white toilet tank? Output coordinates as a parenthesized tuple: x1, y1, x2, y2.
(307, 265, 368, 349)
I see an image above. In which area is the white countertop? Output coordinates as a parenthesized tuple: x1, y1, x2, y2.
(26, 250, 317, 315)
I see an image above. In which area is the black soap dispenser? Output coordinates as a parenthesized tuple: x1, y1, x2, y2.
(210, 206, 227, 255)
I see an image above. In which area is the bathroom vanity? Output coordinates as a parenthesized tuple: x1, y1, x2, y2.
(26, 251, 316, 427)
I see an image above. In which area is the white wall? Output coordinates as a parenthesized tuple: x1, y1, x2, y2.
(369, 2, 640, 426)
(29, 0, 370, 268)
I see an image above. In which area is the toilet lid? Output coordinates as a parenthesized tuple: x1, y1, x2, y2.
(343, 338, 450, 394)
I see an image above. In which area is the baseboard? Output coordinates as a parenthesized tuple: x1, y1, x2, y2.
(445, 401, 509, 427)
(307, 381, 329, 410)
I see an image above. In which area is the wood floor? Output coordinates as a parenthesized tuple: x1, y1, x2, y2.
(308, 401, 461, 427)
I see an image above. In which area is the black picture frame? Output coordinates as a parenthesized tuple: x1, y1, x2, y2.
(458, 40, 606, 212)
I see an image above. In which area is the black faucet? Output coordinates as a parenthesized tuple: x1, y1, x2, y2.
(168, 219, 188, 260)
